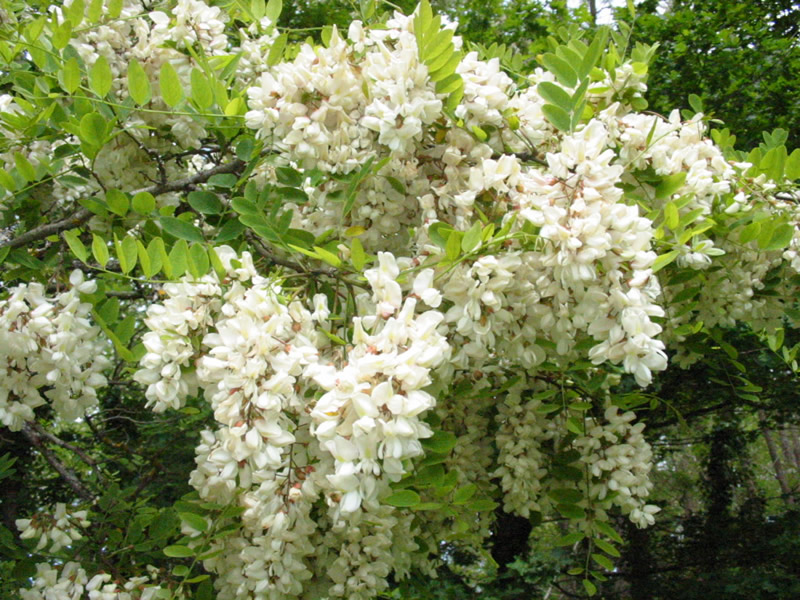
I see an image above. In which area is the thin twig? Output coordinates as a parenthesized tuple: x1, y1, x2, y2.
(21, 423, 94, 502)
(28, 422, 105, 481)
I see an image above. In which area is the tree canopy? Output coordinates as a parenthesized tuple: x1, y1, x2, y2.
(0, 1, 799, 599)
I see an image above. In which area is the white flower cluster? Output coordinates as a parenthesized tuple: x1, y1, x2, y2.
(16, 503, 89, 553)
(494, 382, 658, 529)
(134, 248, 450, 599)
(19, 562, 180, 600)
(0, 271, 109, 431)
(576, 405, 660, 528)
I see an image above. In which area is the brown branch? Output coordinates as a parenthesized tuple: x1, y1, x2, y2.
(0, 159, 246, 250)
(27, 421, 105, 481)
(21, 423, 94, 502)
(0, 208, 93, 250)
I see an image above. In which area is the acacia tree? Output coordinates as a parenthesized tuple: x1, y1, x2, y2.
(1, 1, 799, 599)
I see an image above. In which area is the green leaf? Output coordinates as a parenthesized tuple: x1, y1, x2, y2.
(548, 488, 583, 505)
(594, 521, 624, 544)
(541, 53, 577, 87)
(471, 125, 487, 142)
(52, 20, 73, 50)
(351, 237, 367, 271)
(763, 223, 794, 251)
(466, 498, 497, 511)
(542, 104, 571, 132)
(651, 249, 679, 273)
(664, 202, 679, 229)
(445, 81, 464, 113)
(583, 579, 597, 596)
(161, 216, 205, 243)
(120, 235, 138, 274)
(63, 230, 88, 263)
(265, 0, 282, 23)
(79, 112, 107, 147)
(169, 239, 189, 277)
(566, 416, 584, 435)
(172, 565, 190, 577)
(421, 430, 457, 454)
(655, 172, 687, 199)
(132, 191, 156, 214)
(159, 61, 183, 107)
(343, 156, 376, 217)
(163, 545, 194, 558)
(556, 503, 586, 520)
(215, 219, 246, 243)
(105, 189, 129, 217)
(188, 191, 222, 214)
(179, 512, 208, 533)
(555, 531, 585, 547)
(188, 243, 210, 277)
(453, 484, 478, 505)
(435, 73, 463, 95)
(88, 0, 103, 22)
(785, 148, 800, 180)
(537, 81, 572, 111)
(89, 56, 112, 97)
(383, 490, 420, 507)
(190, 68, 213, 109)
(92, 233, 109, 267)
(738, 221, 760, 244)
(136, 240, 154, 277)
(429, 52, 461, 82)
(461, 221, 482, 253)
(64, 0, 85, 26)
(267, 33, 287, 67)
(313, 245, 341, 268)
(127, 59, 152, 105)
(108, 0, 123, 18)
(445, 229, 462, 261)
(147, 237, 166, 276)
(60, 56, 81, 93)
(593, 538, 621, 557)
(14, 152, 36, 182)
(592, 553, 614, 570)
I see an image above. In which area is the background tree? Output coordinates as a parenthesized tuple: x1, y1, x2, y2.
(0, 1, 799, 599)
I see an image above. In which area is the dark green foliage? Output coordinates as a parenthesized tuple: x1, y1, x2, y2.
(629, 0, 800, 149)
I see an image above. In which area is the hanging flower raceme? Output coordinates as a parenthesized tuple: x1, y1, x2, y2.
(0, 271, 109, 430)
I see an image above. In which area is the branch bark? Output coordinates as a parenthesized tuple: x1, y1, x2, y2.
(1, 159, 246, 250)
(27, 421, 104, 481)
(759, 411, 795, 505)
(21, 423, 95, 502)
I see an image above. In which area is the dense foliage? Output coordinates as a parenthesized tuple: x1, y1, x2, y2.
(0, 0, 799, 599)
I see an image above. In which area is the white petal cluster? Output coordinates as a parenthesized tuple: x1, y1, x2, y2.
(16, 503, 89, 553)
(310, 253, 451, 514)
(0, 271, 109, 430)
(19, 561, 180, 600)
(134, 247, 451, 599)
(576, 405, 659, 528)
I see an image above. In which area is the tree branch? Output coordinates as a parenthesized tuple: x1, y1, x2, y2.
(27, 421, 105, 481)
(0, 208, 93, 250)
(21, 423, 94, 502)
(0, 159, 246, 250)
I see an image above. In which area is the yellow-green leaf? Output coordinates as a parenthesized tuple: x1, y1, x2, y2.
(92, 233, 109, 267)
(89, 55, 112, 97)
(127, 59, 151, 105)
(60, 56, 81, 93)
(159, 61, 183, 107)
(63, 229, 88, 263)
